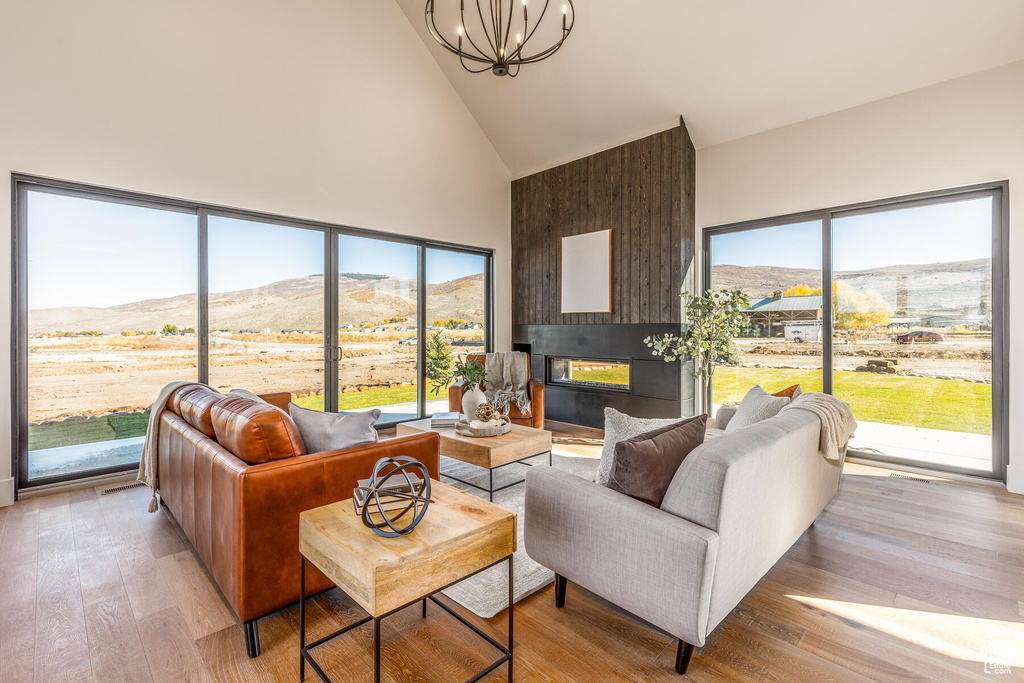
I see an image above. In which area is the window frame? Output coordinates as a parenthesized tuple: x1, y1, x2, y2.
(11, 173, 494, 493)
(702, 181, 1009, 482)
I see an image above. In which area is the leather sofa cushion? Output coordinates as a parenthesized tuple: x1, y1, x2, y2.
(175, 386, 225, 438)
(211, 396, 307, 464)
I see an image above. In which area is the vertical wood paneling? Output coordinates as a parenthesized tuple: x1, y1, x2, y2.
(511, 121, 695, 326)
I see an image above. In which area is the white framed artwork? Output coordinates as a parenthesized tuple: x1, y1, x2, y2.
(561, 229, 611, 313)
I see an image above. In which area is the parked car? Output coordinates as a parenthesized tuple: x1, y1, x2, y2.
(893, 330, 944, 344)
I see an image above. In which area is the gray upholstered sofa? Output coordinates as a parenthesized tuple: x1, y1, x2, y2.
(524, 407, 844, 674)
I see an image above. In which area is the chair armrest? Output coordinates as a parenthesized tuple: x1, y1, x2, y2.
(448, 380, 467, 413)
(524, 467, 719, 646)
(527, 378, 544, 429)
(259, 392, 293, 412)
(715, 405, 737, 430)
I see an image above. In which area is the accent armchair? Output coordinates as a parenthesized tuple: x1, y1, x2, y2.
(447, 353, 545, 429)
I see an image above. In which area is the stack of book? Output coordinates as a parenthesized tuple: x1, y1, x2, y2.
(430, 412, 460, 427)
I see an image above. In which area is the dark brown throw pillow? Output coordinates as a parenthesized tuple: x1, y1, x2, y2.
(607, 414, 708, 507)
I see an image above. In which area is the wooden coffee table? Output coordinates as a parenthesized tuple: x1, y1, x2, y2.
(298, 480, 516, 683)
(397, 418, 553, 501)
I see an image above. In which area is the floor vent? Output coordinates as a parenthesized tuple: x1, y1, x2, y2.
(888, 474, 933, 484)
(100, 481, 146, 496)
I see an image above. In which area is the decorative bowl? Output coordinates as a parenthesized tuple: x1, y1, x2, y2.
(455, 417, 511, 438)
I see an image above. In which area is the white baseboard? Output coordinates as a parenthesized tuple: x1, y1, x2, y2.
(1007, 465, 1024, 496)
(0, 477, 15, 507)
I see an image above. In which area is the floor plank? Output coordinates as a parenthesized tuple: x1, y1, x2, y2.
(34, 522, 91, 682)
(83, 594, 153, 683)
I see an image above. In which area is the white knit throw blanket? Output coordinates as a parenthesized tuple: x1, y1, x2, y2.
(780, 392, 858, 461)
(137, 381, 202, 512)
(484, 351, 531, 415)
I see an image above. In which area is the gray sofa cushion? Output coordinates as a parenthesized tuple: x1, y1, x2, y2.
(724, 385, 790, 432)
(287, 404, 380, 453)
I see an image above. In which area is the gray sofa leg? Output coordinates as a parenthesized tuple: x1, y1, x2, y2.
(244, 619, 260, 658)
(554, 573, 567, 608)
(675, 641, 694, 674)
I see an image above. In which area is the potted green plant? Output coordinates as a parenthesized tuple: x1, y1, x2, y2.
(431, 355, 488, 417)
(645, 288, 749, 408)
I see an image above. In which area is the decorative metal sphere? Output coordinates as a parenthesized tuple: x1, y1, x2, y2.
(475, 403, 500, 423)
(360, 456, 431, 538)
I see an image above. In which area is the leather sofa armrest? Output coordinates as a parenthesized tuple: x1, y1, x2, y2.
(226, 431, 441, 623)
(448, 380, 467, 413)
(524, 467, 719, 647)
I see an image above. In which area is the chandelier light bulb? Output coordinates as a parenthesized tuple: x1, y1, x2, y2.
(458, 25, 463, 36)
(516, 33, 522, 44)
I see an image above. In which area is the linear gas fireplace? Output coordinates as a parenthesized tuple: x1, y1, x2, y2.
(548, 357, 631, 393)
(514, 324, 691, 428)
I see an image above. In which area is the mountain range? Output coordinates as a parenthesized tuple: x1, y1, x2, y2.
(712, 258, 992, 317)
(29, 273, 486, 334)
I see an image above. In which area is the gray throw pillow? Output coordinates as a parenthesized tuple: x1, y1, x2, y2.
(608, 414, 707, 507)
(597, 407, 688, 485)
(724, 385, 790, 432)
(287, 404, 380, 453)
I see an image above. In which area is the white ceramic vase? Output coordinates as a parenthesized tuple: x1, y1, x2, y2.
(461, 385, 487, 420)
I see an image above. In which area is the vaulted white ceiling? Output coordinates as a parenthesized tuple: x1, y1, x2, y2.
(395, 0, 1024, 178)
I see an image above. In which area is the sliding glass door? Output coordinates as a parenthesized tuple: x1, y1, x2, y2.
(425, 248, 489, 415)
(24, 189, 198, 482)
(831, 196, 996, 473)
(703, 184, 1006, 479)
(14, 177, 493, 489)
(336, 235, 420, 423)
(707, 220, 823, 413)
(207, 216, 326, 407)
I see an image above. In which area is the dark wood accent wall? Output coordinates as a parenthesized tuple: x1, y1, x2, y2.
(511, 118, 696, 326)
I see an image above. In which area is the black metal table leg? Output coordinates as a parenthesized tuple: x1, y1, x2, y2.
(508, 554, 514, 683)
(489, 469, 494, 502)
(422, 598, 427, 618)
(373, 617, 381, 683)
(299, 556, 306, 681)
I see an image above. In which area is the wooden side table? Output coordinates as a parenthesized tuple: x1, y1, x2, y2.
(298, 480, 516, 683)
(397, 418, 553, 501)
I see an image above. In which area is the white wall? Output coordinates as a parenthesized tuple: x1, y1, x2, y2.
(696, 60, 1024, 493)
(0, 0, 511, 503)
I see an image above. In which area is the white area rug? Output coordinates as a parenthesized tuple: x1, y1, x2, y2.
(440, 447, 600, 618)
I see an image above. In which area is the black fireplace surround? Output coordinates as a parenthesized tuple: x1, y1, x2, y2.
(513, 324, 694, 429)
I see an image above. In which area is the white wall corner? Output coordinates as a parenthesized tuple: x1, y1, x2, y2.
(0, 477, 14, 507)
(1006, 465, 1024, 496)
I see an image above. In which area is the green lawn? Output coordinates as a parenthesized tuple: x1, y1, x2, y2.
(293, 384, 425, 412)
(712, 367, 991, 435)
(28, 412, 152, 451)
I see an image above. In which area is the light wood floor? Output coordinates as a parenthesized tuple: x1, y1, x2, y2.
(1, 422, 1023, 682)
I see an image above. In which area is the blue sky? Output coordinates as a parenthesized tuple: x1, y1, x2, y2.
(711, 197, 993, 271)
(27, 191, 486, 309)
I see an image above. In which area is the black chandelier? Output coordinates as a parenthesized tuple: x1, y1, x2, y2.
(425, 0, 575, 77)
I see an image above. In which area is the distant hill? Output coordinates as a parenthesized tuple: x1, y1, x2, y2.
(29, 273, 486, 334)
(712, 258, 992, 317)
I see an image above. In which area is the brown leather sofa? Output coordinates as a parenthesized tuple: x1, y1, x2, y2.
(448, 353, 545, 429)
(156, 385, 440, 657)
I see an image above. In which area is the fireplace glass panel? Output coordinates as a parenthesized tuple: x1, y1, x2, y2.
(548, 358, 630, 392)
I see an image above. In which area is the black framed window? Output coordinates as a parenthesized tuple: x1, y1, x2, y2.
(703, 183, 1008, 481)
(11, 175, 494, 490)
